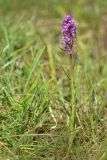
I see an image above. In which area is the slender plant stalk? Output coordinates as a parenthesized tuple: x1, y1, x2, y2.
(66, 53, 75, 157)
(69, 54, 75, 130)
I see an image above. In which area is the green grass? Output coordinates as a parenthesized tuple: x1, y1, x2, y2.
(0, 0, 107, 159)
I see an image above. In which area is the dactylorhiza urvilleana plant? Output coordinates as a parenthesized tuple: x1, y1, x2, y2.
(60, 13, 77, 54)
(60, 13, 77, 154)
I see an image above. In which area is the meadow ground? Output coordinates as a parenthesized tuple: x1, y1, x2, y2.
(0, 0, 107, 159)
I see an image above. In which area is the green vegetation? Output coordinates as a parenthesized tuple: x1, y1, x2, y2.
(0, 0, 107, 159)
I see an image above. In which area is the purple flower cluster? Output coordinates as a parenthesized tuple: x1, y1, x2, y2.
(60, 13, 77, 54)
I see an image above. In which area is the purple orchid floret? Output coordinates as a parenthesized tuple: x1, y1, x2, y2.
(60, 13, 77, 54)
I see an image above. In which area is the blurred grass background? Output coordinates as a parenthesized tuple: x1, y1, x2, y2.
(0, 0, 107, 160)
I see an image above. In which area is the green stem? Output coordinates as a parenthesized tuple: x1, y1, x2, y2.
(71, 73, 75, 129)
(69, 54, 75, 130)
(67, 54, 75, 157)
